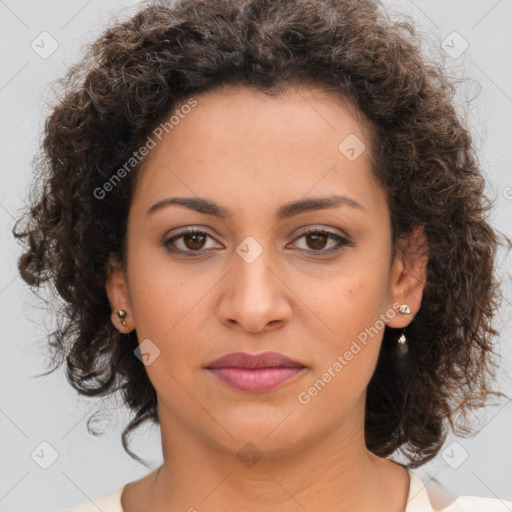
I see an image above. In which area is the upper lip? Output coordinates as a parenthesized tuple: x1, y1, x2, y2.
(206, 351, 306, 369)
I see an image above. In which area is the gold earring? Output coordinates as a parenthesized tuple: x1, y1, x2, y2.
(117, 309, 127, 327)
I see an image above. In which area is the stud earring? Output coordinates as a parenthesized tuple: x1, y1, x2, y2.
(117, 309, 127, 327)
(398, 303, 411, 314)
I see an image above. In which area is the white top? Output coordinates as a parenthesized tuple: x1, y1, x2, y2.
(65, 470, 512, 511)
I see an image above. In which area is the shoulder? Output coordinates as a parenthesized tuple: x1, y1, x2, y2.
(442, 495, 512, 511)
(65, 485, 126, 512)
(406, 470, 512, 512)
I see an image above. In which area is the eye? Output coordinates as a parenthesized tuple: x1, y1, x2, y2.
(163, 227, 352, 257)
(164, 229, 220, 256)
(289, 228, 351, 255)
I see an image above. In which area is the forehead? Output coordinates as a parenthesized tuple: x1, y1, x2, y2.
(129, 84, 385, 223)
(173, 83, 371, 145)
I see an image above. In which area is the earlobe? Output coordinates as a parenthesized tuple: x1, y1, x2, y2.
(387, 226, 428, 329)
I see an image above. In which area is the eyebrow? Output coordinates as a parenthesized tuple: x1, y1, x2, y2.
(146, 194, 366, 219)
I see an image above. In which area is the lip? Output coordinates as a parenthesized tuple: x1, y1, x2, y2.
(205, 351, 307, 392)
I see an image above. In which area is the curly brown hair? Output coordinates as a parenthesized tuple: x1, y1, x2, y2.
(13, 0, 510, 468)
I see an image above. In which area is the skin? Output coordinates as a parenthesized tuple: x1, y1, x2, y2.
(106, 84, 428, 512)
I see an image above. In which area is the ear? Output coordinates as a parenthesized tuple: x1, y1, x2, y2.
(386, 225, 428, 329)
(105, 256, 133, 333)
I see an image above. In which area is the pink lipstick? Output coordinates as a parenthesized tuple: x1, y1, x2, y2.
(205, 351, 306, 392)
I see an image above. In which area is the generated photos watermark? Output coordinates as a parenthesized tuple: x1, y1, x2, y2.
(297, 302, 401, 405)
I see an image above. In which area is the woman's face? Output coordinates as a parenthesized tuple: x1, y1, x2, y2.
(107, 84, 425, 459)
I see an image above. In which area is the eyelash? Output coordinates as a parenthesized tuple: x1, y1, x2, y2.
(163, 228, 352, 257)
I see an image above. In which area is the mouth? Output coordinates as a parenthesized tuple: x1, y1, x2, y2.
(205, 351, 307, 392)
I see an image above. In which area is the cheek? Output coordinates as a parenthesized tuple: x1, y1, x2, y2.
(126, 245, 206, 339)
(297, 255, 391, 384)
(125, 256, 221, 397)
(313, 269, 390, 343)
(295, 277, 387, 414)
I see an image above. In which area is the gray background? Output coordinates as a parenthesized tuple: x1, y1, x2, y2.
(1, 1, 511, 511)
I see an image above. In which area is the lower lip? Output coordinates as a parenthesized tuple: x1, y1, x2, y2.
(207, 367, 305, 392)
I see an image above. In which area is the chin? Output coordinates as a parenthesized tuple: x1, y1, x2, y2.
(208, 411, 314, 457)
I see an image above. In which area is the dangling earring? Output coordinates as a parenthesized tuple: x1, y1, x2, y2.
(117, 309, 127, 327)
(396, 329, 408, 356)
(397, 301, 410, 350)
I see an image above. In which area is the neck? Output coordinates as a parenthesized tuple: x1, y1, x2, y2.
(145, 399, 410, 512)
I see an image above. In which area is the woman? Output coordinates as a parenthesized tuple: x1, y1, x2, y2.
(13, 0, 511, 510)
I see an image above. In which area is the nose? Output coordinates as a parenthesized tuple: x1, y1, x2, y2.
(215, 246, 293, 334)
